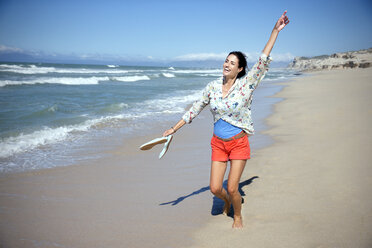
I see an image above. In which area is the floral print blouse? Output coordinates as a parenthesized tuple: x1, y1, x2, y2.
(182, 53, 272, 136)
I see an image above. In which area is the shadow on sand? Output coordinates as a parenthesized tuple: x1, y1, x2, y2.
(160, 176, 259, 216)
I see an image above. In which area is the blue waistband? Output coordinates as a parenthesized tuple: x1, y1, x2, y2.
(213, 118, 242, 139)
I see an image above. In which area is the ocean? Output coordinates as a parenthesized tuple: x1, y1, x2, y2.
(0, 62, 301, 173)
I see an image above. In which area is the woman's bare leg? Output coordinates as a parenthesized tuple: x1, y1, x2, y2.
(209, 161, 230, 215)
(228, 159, 247, 228)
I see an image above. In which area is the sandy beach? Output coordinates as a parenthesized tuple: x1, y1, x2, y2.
(191, 68, 372, 247)
(1, 68, 372, 247)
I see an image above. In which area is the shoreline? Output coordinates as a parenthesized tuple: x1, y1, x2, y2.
(0, 71, 292, 175)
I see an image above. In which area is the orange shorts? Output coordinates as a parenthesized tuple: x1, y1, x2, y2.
(211, 132, 251, 161)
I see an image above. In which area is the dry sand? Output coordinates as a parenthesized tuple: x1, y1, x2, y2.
(1, 68, 371, 248)
(190, 68, 372, 248)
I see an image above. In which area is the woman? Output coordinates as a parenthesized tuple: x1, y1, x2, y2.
(163, 11, 289, 228)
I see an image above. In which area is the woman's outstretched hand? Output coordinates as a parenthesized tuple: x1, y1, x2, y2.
(162, 119, 186, 137)
(275, 10, 290, 32)
(262, 11, 290, 60)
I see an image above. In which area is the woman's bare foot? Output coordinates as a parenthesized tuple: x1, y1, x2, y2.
(232, 215, 243, 229)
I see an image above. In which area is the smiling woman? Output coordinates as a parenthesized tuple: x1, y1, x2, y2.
(161, 11, 290, 229)
(223, 51, 247, 80)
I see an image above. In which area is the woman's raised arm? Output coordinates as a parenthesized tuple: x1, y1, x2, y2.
(262, 11, 290, 56)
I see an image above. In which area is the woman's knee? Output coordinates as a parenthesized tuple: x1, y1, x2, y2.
(210, 184, 223, 195)
(227, 185, 239, 195)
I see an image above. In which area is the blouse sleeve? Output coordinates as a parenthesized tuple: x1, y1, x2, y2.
(182, 81, 213, 124)
(245, 53, 272, 90)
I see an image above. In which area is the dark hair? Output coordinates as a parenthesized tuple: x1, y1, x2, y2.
(228, 51, 248, 79)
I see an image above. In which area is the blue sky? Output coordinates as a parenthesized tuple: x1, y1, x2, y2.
(0, 0, 371, 65)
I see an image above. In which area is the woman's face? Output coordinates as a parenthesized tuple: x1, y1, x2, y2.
(223, 54, 243, 79)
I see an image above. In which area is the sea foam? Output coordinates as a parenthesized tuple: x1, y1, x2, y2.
(0, 64, 136, 75)
(0, 76, 111, 86)
(0, 115, 126, 158)
(111, 75, 150, 82)
(162, 73, 175, 78)
(173, 69, 221, 74)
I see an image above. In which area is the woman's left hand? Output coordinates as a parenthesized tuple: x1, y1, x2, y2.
(275, 10, 290, 32)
